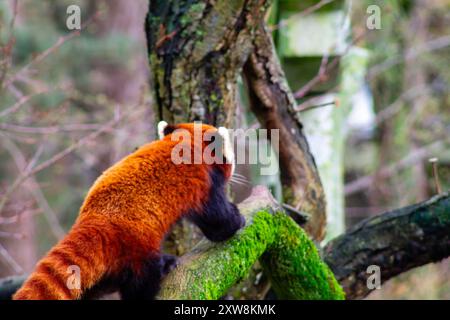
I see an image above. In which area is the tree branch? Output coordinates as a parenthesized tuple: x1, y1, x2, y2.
(0, 275, 26, 300)
(243, 21, 326, 240)
(324, 191, 450, 299)
(158, 186, 343, 300)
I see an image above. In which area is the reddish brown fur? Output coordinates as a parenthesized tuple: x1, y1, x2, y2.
(13, 123, 231, 300)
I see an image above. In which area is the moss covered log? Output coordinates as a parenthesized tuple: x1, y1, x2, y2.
(157, 186, 344, 300)
(324, 191, 450, 299)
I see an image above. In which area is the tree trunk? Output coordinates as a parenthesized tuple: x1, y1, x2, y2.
(146, 0, 270, 127)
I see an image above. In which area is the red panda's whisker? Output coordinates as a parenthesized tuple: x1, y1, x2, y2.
(233, 176, 250, 183)
(230, 177, 251, 186)
(230, 180, 246, 186)
(232, 175, 249, 182)
(232, 175, 249, 183)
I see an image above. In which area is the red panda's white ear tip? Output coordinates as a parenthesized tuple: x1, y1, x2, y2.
(158, 121, 168, 140)
(217, 126, 235, 174)
(217, 127, 228, 136)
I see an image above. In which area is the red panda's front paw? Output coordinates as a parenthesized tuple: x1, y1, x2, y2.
(230, 203, 245, 228)
(239, 214, 246, 228)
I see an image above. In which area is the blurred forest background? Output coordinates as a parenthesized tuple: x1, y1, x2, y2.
(0, 0, 449, 299)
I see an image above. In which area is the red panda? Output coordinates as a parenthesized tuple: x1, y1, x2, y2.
(13, 122, 245, 300)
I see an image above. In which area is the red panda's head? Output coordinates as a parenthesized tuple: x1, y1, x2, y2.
(157, 121, 235, 180)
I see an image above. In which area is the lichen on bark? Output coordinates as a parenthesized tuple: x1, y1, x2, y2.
(146, 0, 271, 127)
(324, 191, 450, 299)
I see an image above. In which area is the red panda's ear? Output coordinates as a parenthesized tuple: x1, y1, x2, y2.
(158, 121, 176, 139)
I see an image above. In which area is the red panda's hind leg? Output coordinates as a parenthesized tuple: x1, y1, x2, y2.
(119, 254, 176, 300)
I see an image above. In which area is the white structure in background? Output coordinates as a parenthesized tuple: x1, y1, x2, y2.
(278, 0, 373, 241)
(347, 84, 376, 134)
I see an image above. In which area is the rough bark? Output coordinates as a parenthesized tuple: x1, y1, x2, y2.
(158, 186, 344, 300)
(243, 22, 326, 240)
(324, 191, 450, 299)
(145, 0, 270, 127)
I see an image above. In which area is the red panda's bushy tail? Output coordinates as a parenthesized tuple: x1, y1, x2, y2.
(13, 221, 119, 300)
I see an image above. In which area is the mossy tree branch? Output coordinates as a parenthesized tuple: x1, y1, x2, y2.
(158, 186, 344, 300)
(323, 191, 450, 299)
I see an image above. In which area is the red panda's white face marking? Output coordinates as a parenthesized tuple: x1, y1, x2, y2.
(217, 126, 235, 176)
(157, 121, 235, 177)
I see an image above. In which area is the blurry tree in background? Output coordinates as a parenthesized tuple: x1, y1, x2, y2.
(0, 0, 449, 300)
(0, 0, 152, 277)
(347, 0, 450, 299)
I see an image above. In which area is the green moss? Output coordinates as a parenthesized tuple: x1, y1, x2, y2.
(158, 210, 277, 299)
(158, 207, 344, 300)
(262, 212, 345, 300)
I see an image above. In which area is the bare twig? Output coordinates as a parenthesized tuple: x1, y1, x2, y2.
(0, 231, 24, 240)
(0, 244, 23, 275)
(0, 122, 103, 135)
(374, 83, 433, 126)
(0, 107, 144, 215)
(295, 97, 336, 113)
(0, 93, 39, 118)
(0, 0, 19, 91)
(0, 134, 66, 239)
(345, 140, 447, 195)
(0, 208, 42, 225)
(270, 0, 335, 32)
(24, 144, 45, 173)
(294, 54, 332, 99)
(367, 35, 450, 80)
(429, 158, 442, 194)
(0, 88, 61, 118)
(3, 32, 80, 88)
(3, 11, 100, 89)
(293, 31, 367, 99)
